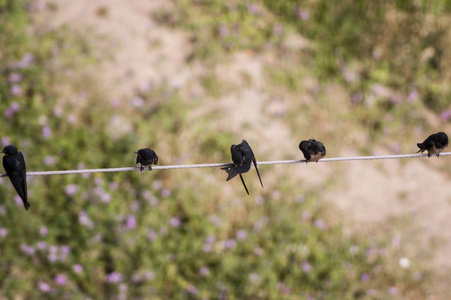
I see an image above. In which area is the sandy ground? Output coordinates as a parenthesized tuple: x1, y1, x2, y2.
(37, 0, 451, 292)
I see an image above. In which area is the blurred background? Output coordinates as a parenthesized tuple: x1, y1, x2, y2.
(1, 0, 451, 298)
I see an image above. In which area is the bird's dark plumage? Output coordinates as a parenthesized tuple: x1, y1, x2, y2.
(299, 139, 326, 163)
(135, 148, 158, 171)
(417, 132, 448, 158)
(221, 140, 263, 195)
(1, 145, 29, 210)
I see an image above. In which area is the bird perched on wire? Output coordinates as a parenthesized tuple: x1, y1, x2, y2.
(221, 140, 263, 195)
(299, 139, 326, 163)
(135, 148, 158, 171)
(1, 145, 29, 210)
(417, 132, 448, 158)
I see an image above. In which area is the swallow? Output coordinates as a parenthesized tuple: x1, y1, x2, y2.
(135, 148, 158, 171)
(417, 132, 448, 157)
(1, 145, 29, 210)
(299, 139, 326, 163)
(221, 140, 263, 195)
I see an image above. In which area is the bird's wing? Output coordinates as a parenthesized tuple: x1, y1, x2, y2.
(3, 156, 27, 202)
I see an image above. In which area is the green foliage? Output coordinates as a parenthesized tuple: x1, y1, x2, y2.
(0, 0, 441, 298)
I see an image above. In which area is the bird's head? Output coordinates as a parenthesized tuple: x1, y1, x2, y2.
(0, 145, 18, 156)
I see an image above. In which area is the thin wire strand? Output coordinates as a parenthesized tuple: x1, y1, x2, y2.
(0, 152, 449, 178)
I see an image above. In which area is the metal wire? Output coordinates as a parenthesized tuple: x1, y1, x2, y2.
(0, 152, 449, 177)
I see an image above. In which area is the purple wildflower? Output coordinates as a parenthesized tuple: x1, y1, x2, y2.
(223, 239, 236, 249)
(42, 125, 52, 139)
(126, 215, 137, 230)
(20, 244, 36, 256)
(161, 188, 171, 198)
(152, 180, 162, 190)
(5, 108, 14, 118)
(73, 264, 83, 274)
(407, 89, 419, 103)
(9, 73, 22, 83)
(390, 93, 403, 104)
(38, 281, 51, 293)
(65, 184, 79, 196)
(49, 245, 58, 254)
(105, 271, 124, 284)
(440, 109, 451, 122)
(297, 8, 310, 20)
(246, 3, 259, 15)
(101, 193, 111, 203)
(249, 273, 259, 282)
(202, 244, 212, 253)
(17, 53, 33, 68)
(14, 195, 22, 206)
(40, 226, 48, 237)
(351, 92, 363, 105)
(253, 247, 264, 256)
(10, 102, 20, 111)
(361, 273, 370, 282)
(389, 286, 398, 295)
(132, 96, 144, 107)
(11, 85, 21, 96)
(67, 114, 77, 124)
(37, 241, 47, 251)
(147, 229, 158, 241)
(209, 215, 222, 227)
(314, 219, 327, 230)
(143, 191, 159, 206)
(187, 285, 198, 295)
(295, 194, 305, 203)
(54, 274, 67, 286)
(0, 227, 8, 238)
(273, 24, 284, 36)
(145, 271, 155, 280)
(349, 245, 359, 255)
(119, 283, 128, 293)
(271, 190, 281, 200)
(1, 137, 11, 147)
(254, 195, 264, 205)
(218, 24, 229, 37)
(94, 177, 103, 186)
(302, 261, 312, 273)
(253, 216, 268, 232)
(43, 156, 56, 166)
(60, 245, 70, 260)
(130, 201, 141, 211)
(108, 181, 118, 190)
(79, 211, 94, 229)
(236, 230, 247, 241)
(111, 98, 120, 107)
(53, 106, 63, 117)
(169, 217, 181, 228)
(199, 266, 210, 276)
(139, 82, 152, 92)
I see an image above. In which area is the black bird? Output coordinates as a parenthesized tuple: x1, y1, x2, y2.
(417, 132, 448, 158)
(1, 145, 29, 210)
(221, 140, 263, 195)
(299, 139, 326, 163)
(135, 148, 158, 171)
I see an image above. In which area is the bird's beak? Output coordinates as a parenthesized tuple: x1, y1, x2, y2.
(134, 152, 137, 154)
